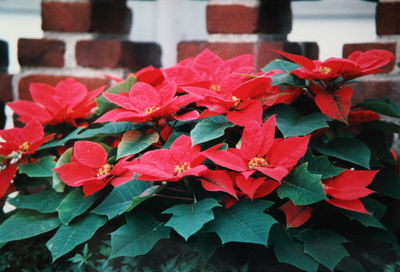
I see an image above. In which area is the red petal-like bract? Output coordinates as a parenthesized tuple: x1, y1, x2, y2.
(348, 110, 380, 124)
(204, 115, 310, 182)
(54, 141, 135, 196)
(279, 201, 313, 228)
(314, 87, 353, 122)
(0, 164, 18, 199)
(127, 135, 207, 182)
(324, 169, 378, 214)
(200, 170, 237, 198)
(8, 78, 105, 126)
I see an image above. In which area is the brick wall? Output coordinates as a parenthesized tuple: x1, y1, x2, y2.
(177, 0, 319, 70)
(14, 0, 162, 101)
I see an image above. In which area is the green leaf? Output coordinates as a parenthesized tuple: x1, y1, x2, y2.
(312, 138, 371, 169)
(97, 76, 137, 115)
(57, 189, 99, 225)
(188, 233, 221, 264)
(271, 73, 307, 88)
(336, 257, 366, 272)
(370, 170, 400, 199)
(163, 198, 221, 240)
(0, 210, 61, 243)
(357, 97, 400, 118)
(261, 59, 301, 73)
(19, 156, 56, 177)
(117, 130, 159, 159)
(40, 122, 140, 150)
(278, 163, 326, 205)
(297, 229, 348, 271)
(342, 210, 385, 229)
(8, 190, 64, 213)
(269, 225, 319, 272)
(269, 104, 330, 138)
(305, 155, 344, 179)
(52, 147, 72, 192)
(110, 212, 170, 258)
(92, 179, 161, 219)
(190, 116, 235, 145)
(46, 214, 107, 261)
(204, 199, 276, 246)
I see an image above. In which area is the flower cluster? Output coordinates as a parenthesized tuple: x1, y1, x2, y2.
(0, 49, 398, 271)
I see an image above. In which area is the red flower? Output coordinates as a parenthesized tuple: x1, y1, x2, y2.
(0, 121, 53, 199)
(199, 170, 278, 207)
(279, 201, 313, 228)
(8, 78, 106, 127)
(0, 120, 54, 157)
(323, 169, 378, 214)
(0, 164, 18, 199)
(54, 141, 136, 196)
(127, 135, 207, 182)
(204, 115, 310, 182)
(95, 82, 196, 124)
(274, 49, 394, 81)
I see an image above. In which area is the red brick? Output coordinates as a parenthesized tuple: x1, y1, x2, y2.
(207, 5, 259, 34)
(351, 80, 400, 105)
(18, 38, 65, 68)
(343, 42, 397, 73)
(42, 2, 91, 32)
(177, 41, 318, 70)
(76, 40, 161, 70)
(207, 1, 291, 34)
(18, 75, 110, 101)
(91, 0, 132, 34)
(376, 2, 400, 35)
(0, 74, 13, 102)
(120, 42, 162, 71)
(76, 40, 123, 69)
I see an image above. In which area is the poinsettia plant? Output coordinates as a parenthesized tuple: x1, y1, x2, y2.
(0, 49, 399, 272)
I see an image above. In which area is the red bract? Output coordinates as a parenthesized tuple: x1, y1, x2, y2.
(323, 169, 378, 214)
(314, 87, 353, 122)
(165, 49, 254, 86)
(0, 164, 18, 199)
(8, 78, 106, 127)
(274, 49, 358, 81)
(204, 115, 310, 181)
(279, 201, 313, 228)
(0, 121, 53, 199)
(127, 135, 207, 182)
(95, 82, 196, 123)
(199, 170, 278, 206)
(348, 110, 380, 124)
(0, 120, 54, 157)
(54, 141, 135, 196)
(274, 49, 394, 82)
(346, 49, 395, 79)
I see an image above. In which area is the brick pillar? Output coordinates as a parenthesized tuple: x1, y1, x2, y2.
(177, 0, 319, 69)
(16, 0, 162, 101)
(342, 0, 400, 105)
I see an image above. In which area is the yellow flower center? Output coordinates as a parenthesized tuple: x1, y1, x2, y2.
(248, 157, 268, 169)
(210, 84, 221, 92)
(18, 142, 30, 152)
(319, 66, 332, 74)
(174, 162, 191, 175)
(97, 163, 112, 177)
(231, 96, 241, 107)
(144, 106, 160, 115)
